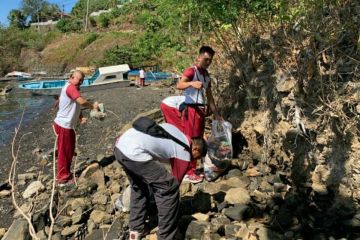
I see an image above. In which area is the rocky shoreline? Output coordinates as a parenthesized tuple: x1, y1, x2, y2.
(1, 81, 360, 240)
(0, 84, 173, 231)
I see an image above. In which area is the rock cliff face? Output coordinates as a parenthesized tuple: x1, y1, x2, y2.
(207, 11, 360, 237)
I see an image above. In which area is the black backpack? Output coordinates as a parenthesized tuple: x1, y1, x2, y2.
(132, 117, 190, 152)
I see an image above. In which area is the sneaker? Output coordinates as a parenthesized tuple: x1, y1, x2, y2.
(57, 177, 76, 187)
(182, 173, 203, 184)
(129, 231, 141, 240)
(129, 229, 149, 240)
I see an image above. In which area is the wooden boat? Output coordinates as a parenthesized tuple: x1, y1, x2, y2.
(18, 64, 131, 96)
(5, 71, 33, 81)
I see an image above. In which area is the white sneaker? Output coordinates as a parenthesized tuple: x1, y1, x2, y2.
(129, 230, 142, 240)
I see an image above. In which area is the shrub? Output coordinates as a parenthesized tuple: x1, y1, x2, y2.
(80, 32, 99, 49)
(98, 14, 110, 28)
(56, 19, 83, 32)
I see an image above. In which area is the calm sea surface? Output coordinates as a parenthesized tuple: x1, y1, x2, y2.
(0, 81, 53, 147)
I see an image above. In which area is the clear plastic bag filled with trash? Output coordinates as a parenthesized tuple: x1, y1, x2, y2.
(204, 120, 233, 181)
(204, 154, 230, 181)
(207, 120, 233, 161)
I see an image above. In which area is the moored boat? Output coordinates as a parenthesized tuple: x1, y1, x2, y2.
(5, 71, 33, 81)
(18, 64, 131, 96)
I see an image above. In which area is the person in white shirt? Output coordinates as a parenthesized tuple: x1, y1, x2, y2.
(53, 70, 98, 185)
(139, 68, 145, 86)
(160, 95, 185, 132)
(114, 123, 206, 240)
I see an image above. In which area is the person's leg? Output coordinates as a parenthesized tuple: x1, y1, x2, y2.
(115, 148, 180, 240)
(160, 103, 184, 132)
(54, 123, 74, 182)
(183, 107, 205, 179)
(115, 148, 149, 233)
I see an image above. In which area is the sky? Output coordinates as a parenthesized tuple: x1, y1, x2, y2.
(0, 0, 77, 26)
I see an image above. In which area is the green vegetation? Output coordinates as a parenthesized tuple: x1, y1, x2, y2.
(80, 32, 99, 49)
(0, 0, 358, 78)
(56, 19, 83, 32)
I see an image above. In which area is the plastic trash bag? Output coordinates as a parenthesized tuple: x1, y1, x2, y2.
(207, 120, 233, 161)
(204, 154, 230, 181)
(115, 185, 131, 212)
(204, 120, 233, 181)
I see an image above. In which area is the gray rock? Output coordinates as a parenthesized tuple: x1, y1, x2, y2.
(72, 207, 84, 224)
(22, 180, 45, 199)
(92, 191, 108, 205)
(185, 221, 211, 239)
(0, 228, 6, 239)
(226, 169, 243, 178)
(35, 230, 47, 240)
(89, 217, 123, 240)
(0, 190, 10, 198)
(69, 197, 91, 210)
(210, 216, 231, 231)
(87, 219, 96, 234)
(276, 78, 296, 93)
(84, 229, 105, 240)
(215, 201, 229, 212)
(61, 224, 82, 236)
(224, 224, 241, 236)
(90, 210, 112, 224)
(56, 215, 72, 227)
(17, 173, 37, 181)
(2, 219, 29, 240)
(224, 187, 250, 205)
(109, 181, 121, 194)
(201, 232, 222, 240)
(192, 212, 210, 222)
(224, 204, 249, 221)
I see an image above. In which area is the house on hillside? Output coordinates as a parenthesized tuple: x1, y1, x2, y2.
(30, 13, 71, 31)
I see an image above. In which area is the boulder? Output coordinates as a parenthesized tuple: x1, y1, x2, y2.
(1, 219, 29, 240)
(224, 187, 250, 205)
(22, 180, 45, 199)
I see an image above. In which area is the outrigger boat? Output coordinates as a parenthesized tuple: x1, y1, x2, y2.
(18, 64, 131, 96)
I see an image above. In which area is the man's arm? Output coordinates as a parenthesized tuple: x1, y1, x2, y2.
(206, 86, 220, 118)
(76, 96, 98, 110)
(176, 76, 202, 90)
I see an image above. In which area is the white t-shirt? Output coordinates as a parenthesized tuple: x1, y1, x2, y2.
(54, 83, 81, 129)
(184, 66, 210, 105)
(162, 96, 185, 109)
(139, 69, 145, 79)
(115, 123, 190, 162)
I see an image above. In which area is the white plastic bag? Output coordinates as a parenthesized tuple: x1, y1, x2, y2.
(207, 120, 233, 161)
(204, 154, 230, 181)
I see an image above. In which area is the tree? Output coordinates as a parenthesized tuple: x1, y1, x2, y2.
(21, 0, 46, 24)
(7, 9, 27, 29)
(39, 3, 61, 21)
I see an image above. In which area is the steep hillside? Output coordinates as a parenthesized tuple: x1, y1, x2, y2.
(19, 31, 135, 75)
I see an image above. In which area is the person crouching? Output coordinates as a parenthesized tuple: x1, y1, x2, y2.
(114, 123, 206, 240)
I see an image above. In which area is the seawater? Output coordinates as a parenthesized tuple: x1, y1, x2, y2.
(0, 81, 53, 147)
